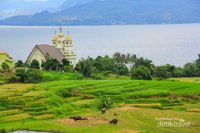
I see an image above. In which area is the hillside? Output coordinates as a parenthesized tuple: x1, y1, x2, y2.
(0, 79, 200, 132)
(0, 0, 200, 25)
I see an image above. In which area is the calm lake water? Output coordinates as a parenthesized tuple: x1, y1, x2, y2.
(0, 24, 200, 66)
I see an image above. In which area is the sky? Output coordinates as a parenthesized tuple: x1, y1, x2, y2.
(0, 0, 66, 10)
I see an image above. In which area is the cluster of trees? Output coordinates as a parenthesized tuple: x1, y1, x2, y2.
(13, 53, 200, 81)
(75, 52, 200, 80)
(15, 58, 74, 72)
(14, 58, 74, 83)
(75, 53, 136, 79)
(153, 54, 200, 79)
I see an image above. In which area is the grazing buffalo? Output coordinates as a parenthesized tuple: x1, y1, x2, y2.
(101, 108, 107, 114)
(110, 119, 118, 125)
(69, 116, 88, 121)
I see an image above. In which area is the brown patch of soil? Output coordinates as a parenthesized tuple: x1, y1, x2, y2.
(57, 117, 108, 126)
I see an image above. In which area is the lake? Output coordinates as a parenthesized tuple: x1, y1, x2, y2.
(0, 24, 200, 66)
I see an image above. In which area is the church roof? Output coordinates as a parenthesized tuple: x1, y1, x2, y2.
(32, 44, 65, 62)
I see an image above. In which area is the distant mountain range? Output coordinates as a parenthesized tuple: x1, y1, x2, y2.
(0, 0, 200, 26)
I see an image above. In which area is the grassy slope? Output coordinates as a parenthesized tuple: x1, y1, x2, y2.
(0, 79, 200, 133)
(170, 77, 200, 83)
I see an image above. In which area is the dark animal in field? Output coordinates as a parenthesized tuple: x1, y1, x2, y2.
(114, 113, 118, 116)
(110, 119, 118, 125)
(69, 116, 88, 121)
(70, 116, 82, 121)
(101, 108, 107, 114)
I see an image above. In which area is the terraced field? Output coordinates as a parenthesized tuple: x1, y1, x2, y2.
(0, 80, 200, 133)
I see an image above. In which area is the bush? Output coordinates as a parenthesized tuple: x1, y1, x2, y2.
(16, 68, 42, 83)
(8, 75, 21, 83)
(16, 68, 28, 82)
(97, 96, 114, 110)
(26, 69, 43, 83)
(64, 65, 74, 72)
(0, 129, 7, 133)
(131, 65, 152, 80)
(91, 73, 103, 80)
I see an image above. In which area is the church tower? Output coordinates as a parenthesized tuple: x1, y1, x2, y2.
(63, 32, 77, 68)
(57, 27, 65, 52)
(52, 27, 77, 67)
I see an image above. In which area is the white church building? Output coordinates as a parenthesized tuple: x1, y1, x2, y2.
(26, 27, 77, 67)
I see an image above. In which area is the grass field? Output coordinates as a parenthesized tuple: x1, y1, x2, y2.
(170, 77, 200, 83)
(0, 79, 200, 133)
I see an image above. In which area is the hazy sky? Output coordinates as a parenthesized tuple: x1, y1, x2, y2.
(0, 0, 66, 10)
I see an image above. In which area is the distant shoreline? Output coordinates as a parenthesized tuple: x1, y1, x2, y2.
(0, 23, 200, 28)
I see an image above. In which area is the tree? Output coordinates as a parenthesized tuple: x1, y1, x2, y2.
(195, 54, 200, 76)
(131, 65, 152, 80)
(30, 60, 40, 69)
(154, 64, 176, 79)
(173, 67, 184, 77)
(134, 57, 155, 75)
(116, 65, 129, 75)
(15, 60, 24, 67)
(113, 52, 136, 67)
(94, 55, 116, 73)
(42, 59, 61, 71)
(62, 59, 70, 66)
(1, 62, 10, 72)
(75, 57, 96, 77)
(154, 66, 171, 80)
(183, 63, 198, 77)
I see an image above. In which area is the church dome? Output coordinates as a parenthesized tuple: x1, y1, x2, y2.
(58, 33, 64, 38)
(66, 34, 72, 41)
(52, 35, 57, 41)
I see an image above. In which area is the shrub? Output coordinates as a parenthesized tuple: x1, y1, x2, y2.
(16, 68, 42, 83)
(64, 65, 74, 72)
(91, 73, 103, 80)
(26, 69, 43, 83)
(16, 68, 27, 82)
(97, 96, 114, 110)
(0, 129, 7, 133)
(8, 75, 21, 83)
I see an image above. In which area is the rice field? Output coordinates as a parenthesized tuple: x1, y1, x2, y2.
(0, 79, 200, 133)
